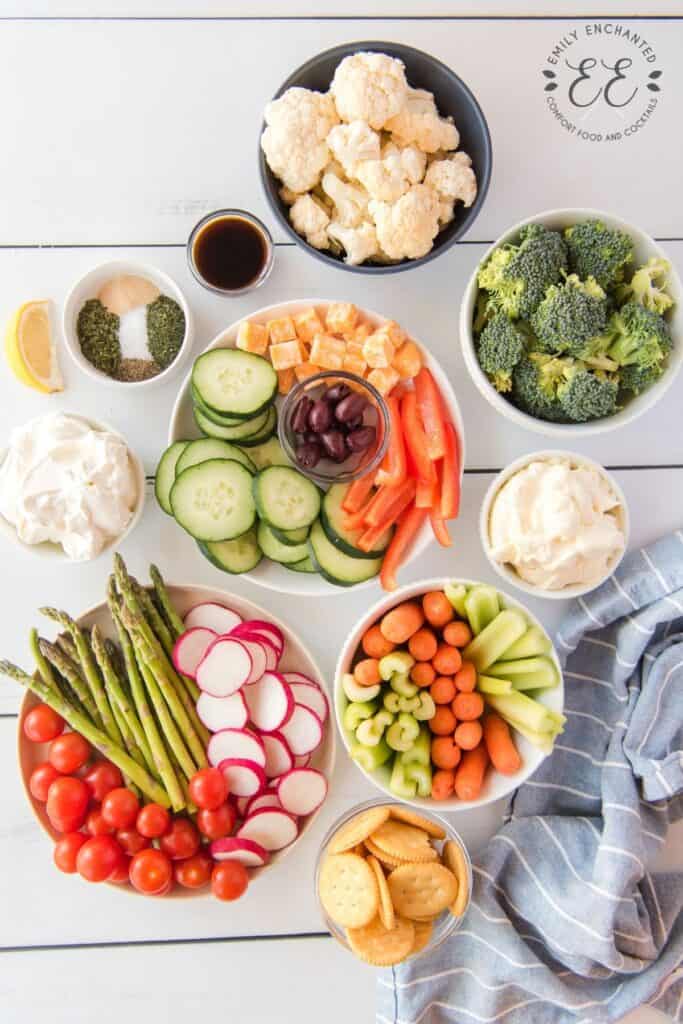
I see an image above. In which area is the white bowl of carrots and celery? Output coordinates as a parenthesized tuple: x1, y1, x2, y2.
(334, 578, 564, 812)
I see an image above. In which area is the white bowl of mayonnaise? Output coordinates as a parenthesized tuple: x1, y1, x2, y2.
(0, 413, 146, 562)
(480, 450, 629, 600)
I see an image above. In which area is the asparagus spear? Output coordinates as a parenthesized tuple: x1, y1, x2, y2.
(1, 660, 171, 807)
(106, 697, 142, 800)
(40, 607, 124, 748)
(29, 628, 61, 696)
(108, 581, 184, 813)
(38, 639, 101, 725)
(150, 564, 184, 639)
(56, 633, 79, 663)
(134, 580, 202, 708)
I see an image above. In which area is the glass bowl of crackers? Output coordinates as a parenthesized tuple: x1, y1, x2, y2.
(315, 799, 471, 967)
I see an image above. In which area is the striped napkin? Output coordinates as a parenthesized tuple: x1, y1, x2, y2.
(377, 531, 683, 1024)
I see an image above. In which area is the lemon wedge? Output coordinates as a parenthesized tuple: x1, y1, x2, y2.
(5, 300, 63, 393)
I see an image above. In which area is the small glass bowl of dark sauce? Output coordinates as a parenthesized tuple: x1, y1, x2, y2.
(187, 209, 274, 295)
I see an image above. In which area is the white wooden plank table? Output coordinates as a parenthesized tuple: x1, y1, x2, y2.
(0, 8, 681, 1024)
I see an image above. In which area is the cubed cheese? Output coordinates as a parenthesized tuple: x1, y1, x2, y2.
(363, 331, 396, 369)
(344, 322, 373, 345)
(345, 339, 366, 359)
(294, 361, 321, 383)
(270, 340, 303, 371)
(277, 368, 296, 395)
(392, 340, 423, 380)
(267, 316, 297, 344)
(368, 366, 400, 395)
(381, 321, 406, 348)
(310, 333, 346, 371)
(236, 320, 268, 355)
(325, 302, 359, 335)
(294, 308, 324, 344)
(343, 353, 367, 377)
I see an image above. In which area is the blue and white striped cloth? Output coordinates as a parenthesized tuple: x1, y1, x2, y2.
(377, 531, 683, 1024)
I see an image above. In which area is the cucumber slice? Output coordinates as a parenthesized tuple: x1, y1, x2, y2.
(170, 459, 256, 542)
(256, 521, 310, 564)
(176, 438, 255, 476)
(321, 482, 392, 559)
(253, 466, 321, 531)
(308, 519, 382, 587)
(192, 349, 277, 419)
(195, 405, 270, 442)
(270, 524, 310, 547)
(285, 555, 317, 574)
(198, 529, 262, 574)
(245, 436, 292, 471)
(155, 441, 189, 516)
(234, 406, 277, 447)
(192, 386, 242, 425)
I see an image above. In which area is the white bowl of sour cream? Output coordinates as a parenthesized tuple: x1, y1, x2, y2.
(480, 450, 629, 600)
(0, 413, 145, 562)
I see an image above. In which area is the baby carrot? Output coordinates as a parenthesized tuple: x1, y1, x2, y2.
(411, 662, 436, 688)
(353, 658, 381, 687)
(454, 720, 483, 751)
(430, 676, 456, 705)
(443, 620, 473, 648)
(380, 602, 424, 645)
(409, 627, 438, 662)
(422, 591, 454, 629)
(429, 705, 457, 736)
(431, 768, 456, 800)
(431, 736, 462, 771)
(454, 661, 477, 693)
(452, 691, 484, 722)
(432, 643, 462, 676)
(483, 713, 522, 775)
(454, 743, 489, 801)
(362, 625, 395, 660)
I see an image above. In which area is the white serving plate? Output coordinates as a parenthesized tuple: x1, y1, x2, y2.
(168, 299, 466, 597)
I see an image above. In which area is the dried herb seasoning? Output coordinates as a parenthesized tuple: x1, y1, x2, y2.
(77, 299, 121, 376)
(146, 295, 185, 369)
(116, 358, 161, 382)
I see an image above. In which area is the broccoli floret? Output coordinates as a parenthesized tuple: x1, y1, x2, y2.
(476, 315, 526, 393)
(510, 353, 571, 422)
(564, 219, 633, 289)
(477, 224, 568, 319)
(616, 257, 674, 315)
(607, 301, 672, 368)
(557, 366, 619, 422)
(531, 274, 609, 358)
(618, 362, 664, 396)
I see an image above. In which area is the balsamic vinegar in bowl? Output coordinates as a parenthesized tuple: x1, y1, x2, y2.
(188, 210, 274, 295)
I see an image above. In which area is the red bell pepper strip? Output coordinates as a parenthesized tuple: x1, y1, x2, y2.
(375, 396, 406, 488)
(358, 480, 416, 551)
(401, 392, 436, 484)
(380, 505, 428, 592)
(415, 368, 447, 460)
(364, 478, 415, 529)
(440, 421, 461, 519)
(342, 473, 375, 514)
(430, 509, 452, 548)
(415, 472, 438, 509)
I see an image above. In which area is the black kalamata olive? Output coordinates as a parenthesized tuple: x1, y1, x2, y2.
(335, 392, 368, 423)
(326, 383, 351, 404)
(320, 430, 348, 463)
(346, 426, 376, 453)
(304, 431, 319, 444)
(291, 396, 313, 434)
(307, 398, 333, 434)
(296, 441, 322, 470)
(344, 416, 364, 432)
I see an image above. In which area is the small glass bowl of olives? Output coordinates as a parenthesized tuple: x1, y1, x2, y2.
(279, 371, 390, 485)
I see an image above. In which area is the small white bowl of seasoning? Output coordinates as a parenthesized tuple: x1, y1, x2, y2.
(63, 260, 193, 388)
(480, 450, 630, 600)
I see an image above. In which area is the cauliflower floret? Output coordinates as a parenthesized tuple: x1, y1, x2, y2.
(321, 171, 370, 227)
(438, 199, 456, 226)
(261, 86, 339, 193)
(355, 142, 427, 202)
(327, 121, 381, 177)
(289, 194, 330, 250)
(368, 184, 440, 261)
(327, 220, 379, 266)
(423, 151, 477, 208)
(385, 87, 459, 154)
(279, 186, 301, 206)
(331, 52, 408, 130)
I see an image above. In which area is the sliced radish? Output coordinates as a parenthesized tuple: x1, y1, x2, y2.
(237, 808, 298, 852)
(233, 620, 284, 654)
(245, 790, 283, 816)
(173, 627, 216, 679)
(235, 631, 279, 671)
(210, 837, 269, 867)
(287, 682, 329, 724)
(277, 768, 327, 816)
(218, 758, 266, 798)
(184, 602, 242, 634)
(237, 639, 268, 685)
(279, 704, 323, 756)
(196, 638, 252, 697)
(282, 670, 318, 688)
(293, 753, 312, 769)
(207, 727, 266, 768)
(235, 795, 251, 818)
(243, 672, 294, 733)
(261, 731, 294, 779)
(196, 691, 248, 732)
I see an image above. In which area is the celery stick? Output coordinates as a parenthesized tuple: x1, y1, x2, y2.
(386, 712, 420, 752)
(399, 726, 431, 767)
(477, 675, 513, 695)
(464, 585, 500, 635)
(487, 656, 557, 679)
(463, 609, 527, 671)
(389, 672, 418, 698)
(355, 709, 394, 747)
(414, 692, 436, 721)
(498, 626, 551, 660)
(484, 690, 558, 734)
(389, 756, 417, 799)
(444, 582, 468, 619)
(342, 673, 380, 702)
(343, 700, 378, 732)
(351, 738, 392, 772)
(379, 651, 415, 680)
(511, 672, 559, 692)
(404, 761, 432, 798)
(504, 718, 558, 753)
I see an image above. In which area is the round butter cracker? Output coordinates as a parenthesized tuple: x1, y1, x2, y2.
(367, 855, 395, 931)
(390, 806, 446, 840)
(319, 853, 379, 928)
(371, 820, 438, 863)
(328, 806, 391, 854)
(347, 914, 415, 967)
(387, 862, 458, 919)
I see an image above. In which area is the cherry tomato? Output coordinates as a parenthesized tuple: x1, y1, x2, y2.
(46, 776, 89, 832)
(129, 848, 173, 895)
(189, 767, 228, 811)
(159, 818, 201, 860)
(53, 832, 88, 874)
(136, 803, 171, 839)
(23, 704, 64, 744)
(197, 802, 236, 840)
(83, 761, 123, 802)
(211, 861, 248, 901)
(116, 828, 150, 856)
(76, 835, 123, 882)
(85, 808, 115, 836)
(49, 732, 91, 773)
(109, 857, 132, 884)
(101, 787, 140, 829)
(29, 762, 62, 802)
(174, 851, 213, 889)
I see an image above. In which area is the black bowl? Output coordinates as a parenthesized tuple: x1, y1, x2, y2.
(258, 40, 493, 275)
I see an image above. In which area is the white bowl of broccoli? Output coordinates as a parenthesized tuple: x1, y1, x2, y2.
(460, 208, 683, 436)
